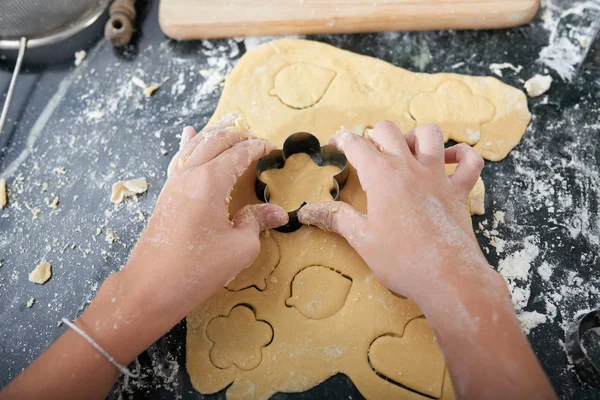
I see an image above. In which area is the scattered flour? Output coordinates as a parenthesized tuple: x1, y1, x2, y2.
(538, 1, 600, 80)
(537, 262, 554, 282)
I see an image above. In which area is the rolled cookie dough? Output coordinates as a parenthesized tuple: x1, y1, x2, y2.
(187, 39, 530, 399)
(209, 38, 531, 161)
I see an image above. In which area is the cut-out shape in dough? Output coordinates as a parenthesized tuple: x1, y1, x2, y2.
(206, 305, 273, 371)
(389, 289, 408, 300)
(286, 266, 352, 319)
(369, 318, 446, 398)
(269, 63, 336, 109)
(409, 81, 496, 145)
(259, 153, 341, 212)
(227, 232, 280, 291)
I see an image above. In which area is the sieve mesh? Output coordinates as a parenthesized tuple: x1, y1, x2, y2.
(0, 0, 108, 41)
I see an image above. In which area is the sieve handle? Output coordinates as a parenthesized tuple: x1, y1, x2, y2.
(0, 37, 27, 136)
(104, 0, 136, 47)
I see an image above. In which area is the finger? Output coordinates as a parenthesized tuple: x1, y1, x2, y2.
(179, 126, 197, 149)
(185, 122, 252, 169)
(232, 204, 289, 234)
(177, 113, 242, 167)
(168, 126, 197, 177)
(367, 120, 410, 155)
(329, 130, 381, 176)
(298, 202, 368, 243)
(445, 143, 485, 194)
(207, 139, 275, 193)
(404, 125, 445, 173)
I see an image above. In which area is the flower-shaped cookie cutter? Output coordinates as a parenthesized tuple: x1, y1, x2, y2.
(256, 132, 348, 233)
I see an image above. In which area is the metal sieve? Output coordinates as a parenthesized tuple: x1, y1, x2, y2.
(0, 0, 111, 134)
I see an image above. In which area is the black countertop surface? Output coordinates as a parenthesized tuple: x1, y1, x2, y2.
(1, 0, 600, 399)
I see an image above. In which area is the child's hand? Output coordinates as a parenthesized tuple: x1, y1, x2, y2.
(298, 122, 493, 302)
(299, 122, 557, 399)
(121, 114, 288, 317)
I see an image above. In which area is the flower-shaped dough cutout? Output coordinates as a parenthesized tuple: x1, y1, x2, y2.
(270, 63, 336, 109)
(286, 266, 352, 319)
(259, 153, 341, 212)
(409, 80, 496, 145)
(206, 306, 273, 371)
(227, 232, 280, 291)
(368, 318, 446, 398)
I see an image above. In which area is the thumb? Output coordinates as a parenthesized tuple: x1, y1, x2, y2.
(232, 204, 289, 234)
(298, 202, 368, 242)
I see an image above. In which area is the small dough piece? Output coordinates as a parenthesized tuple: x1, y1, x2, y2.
(143, 83, 161, 97)
(27, 298, 35, 308)
(29, 262, 52, 285)
(270, 63, 336, 109)
(286, 266, 352, 319)
(74, 50, 86, 66)
(524, 74, 552, 97)
(369, 318, 446, 398)
(206, 306, 273, 371)
(260, 153, 341, 212)
(468, 178, 486, 215)
(110, 178, 148, 204)
(0, 179, 6, 208)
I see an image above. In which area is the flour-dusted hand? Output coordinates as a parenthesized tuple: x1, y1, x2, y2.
(299, 121, 557, 400)
(128, 113, 288, 312)
(298, 121, 489, 301)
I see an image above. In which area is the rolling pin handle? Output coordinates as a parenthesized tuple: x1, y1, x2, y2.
(104, 0, 136, 47)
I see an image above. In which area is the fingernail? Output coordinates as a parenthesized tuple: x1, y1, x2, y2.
(267, 208, 288, 227)
(297, 207, 310, 223)
(180, 126, 194, 147)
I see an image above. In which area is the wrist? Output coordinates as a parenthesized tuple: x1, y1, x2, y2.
(77, 271, 176, 365)
(412, 259, 509, 318)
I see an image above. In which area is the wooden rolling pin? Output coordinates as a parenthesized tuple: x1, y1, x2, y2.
(159, 0, 539, 40)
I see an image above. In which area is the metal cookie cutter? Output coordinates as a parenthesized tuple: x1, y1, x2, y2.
(256, 132, 348, 233)
(566, 309, 600, 387)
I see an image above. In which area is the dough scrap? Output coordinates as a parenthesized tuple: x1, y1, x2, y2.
(259, 153, 341, 212)
(369, 318, 446, 398)
(227, 232, 280, 291)
(143, 83, 162, 97)
(29, 262, 52, 285)
(209, 39, 531, 161)
(206, 305, 273, 371)
(110, 178, 148, 204)
(524, 74, 552, 97)
(285, 266, 352, 319)
(0, 179, 6, 209)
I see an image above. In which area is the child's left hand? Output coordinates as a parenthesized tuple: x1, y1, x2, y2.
(121, 114, 289, 318)
(0, 115, 289, 400)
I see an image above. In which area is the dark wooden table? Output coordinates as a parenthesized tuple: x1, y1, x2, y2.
(1, 0, 599, 398)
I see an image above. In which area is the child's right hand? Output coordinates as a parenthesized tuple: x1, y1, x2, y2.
(298, 121, 498, 302)
(299, 122, 557, 400)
